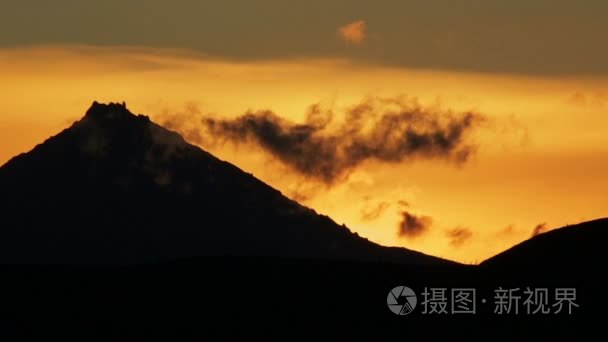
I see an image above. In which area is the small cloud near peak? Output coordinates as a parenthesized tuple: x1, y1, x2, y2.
(532, 222, 548, 237)
(398, 211, 432, 238)
(338, 20, 367, 45)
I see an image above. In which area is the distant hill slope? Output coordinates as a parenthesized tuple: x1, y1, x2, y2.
(481, 218, 608, 270)
(0, 102, 451, 265)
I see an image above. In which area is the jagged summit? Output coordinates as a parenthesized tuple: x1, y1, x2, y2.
(83, 101, 147, 122)
(0, 102, 451, 265)
(87, 100, 127, 113)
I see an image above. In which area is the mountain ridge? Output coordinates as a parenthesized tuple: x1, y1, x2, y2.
(2, 102, 606, 268)
(0, 101, 452, 265)
(1, 102, 606, 340)
(481, 217, 608, 269)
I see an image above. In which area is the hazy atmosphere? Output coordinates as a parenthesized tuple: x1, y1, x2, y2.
(2, 1, 607, 263)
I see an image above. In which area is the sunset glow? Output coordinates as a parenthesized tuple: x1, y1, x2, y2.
(2, 45, 607, 263)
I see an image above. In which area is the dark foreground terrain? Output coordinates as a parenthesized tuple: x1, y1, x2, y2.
(0, 254, 605, 340)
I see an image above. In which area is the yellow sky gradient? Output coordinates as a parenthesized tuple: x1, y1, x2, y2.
(1, 45, 607, 263)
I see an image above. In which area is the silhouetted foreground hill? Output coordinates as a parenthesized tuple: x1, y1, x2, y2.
(482, 218, 608, 271)
(0, 103, 605, 340)
(0, 102, 448, 265)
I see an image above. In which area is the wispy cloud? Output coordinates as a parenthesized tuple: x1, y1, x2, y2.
(446, 227, 473, 247)
(337, 20, 367, 45)
(360, 201, 390, 221)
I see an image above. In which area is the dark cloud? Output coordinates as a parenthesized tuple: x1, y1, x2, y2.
(446, 227, 473, 247)
(360, 201, 390, 221)
(532, 223, 548, 237)
(190, 97, 484, 184)
(398, 211, 432, 238)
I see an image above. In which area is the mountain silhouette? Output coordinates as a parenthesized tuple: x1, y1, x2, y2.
(0, 101, 449, 265)
(0, 102, 604, 340)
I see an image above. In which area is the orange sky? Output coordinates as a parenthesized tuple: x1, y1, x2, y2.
(1, 45, 607, 263)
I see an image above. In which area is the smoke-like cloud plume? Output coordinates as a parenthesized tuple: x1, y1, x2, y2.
(532, 222, 548, 237)
(360, 201, 390, 221)
(184, 97, 484, 184)
(398, 211, 432, 237)
(446, 227, 473, 247)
